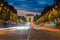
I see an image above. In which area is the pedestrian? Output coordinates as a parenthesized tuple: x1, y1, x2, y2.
(57, 18, 60, 29)
(54, 19, 58, 28)
(50, 21, 56, 28)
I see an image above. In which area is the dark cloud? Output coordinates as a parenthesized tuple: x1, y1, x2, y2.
(4, 0, 55, 13)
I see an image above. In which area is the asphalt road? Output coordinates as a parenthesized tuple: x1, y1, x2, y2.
(0, 28, 30, 40)
(0, 28, 60, 40)
(29, 28, 60, 40)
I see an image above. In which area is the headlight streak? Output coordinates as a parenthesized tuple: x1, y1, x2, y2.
(9, 22, 30, 30)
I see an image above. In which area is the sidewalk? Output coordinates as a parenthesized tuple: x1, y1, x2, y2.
(0, 28, 17, 35)
(0, 28, 10, 35)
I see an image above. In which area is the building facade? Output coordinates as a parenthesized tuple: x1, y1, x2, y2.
(0, 0, 17, 27)
(35, 0, 60, 24)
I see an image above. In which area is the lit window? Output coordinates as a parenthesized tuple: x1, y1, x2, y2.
(7, 9, 9, 11)
(7, 9, 9, 13)
(4, 7, 7, 9)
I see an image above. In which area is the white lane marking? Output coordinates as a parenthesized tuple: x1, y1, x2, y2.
(27, 29, 32, 40)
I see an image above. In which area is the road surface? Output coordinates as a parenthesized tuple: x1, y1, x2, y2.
(0, 28, 60, 40)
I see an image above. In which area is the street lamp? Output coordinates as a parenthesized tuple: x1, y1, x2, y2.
(0, 4, 3, 12)
(55, 5, 60, 18)
(55, 6, 58, 8)
(1, 4, 3, 6)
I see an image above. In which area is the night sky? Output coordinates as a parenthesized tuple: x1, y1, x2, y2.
(4, 0, 55, 13)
